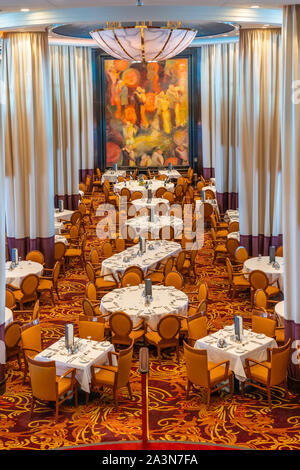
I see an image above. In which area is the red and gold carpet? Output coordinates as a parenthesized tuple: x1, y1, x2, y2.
(1, 199, 300, 451)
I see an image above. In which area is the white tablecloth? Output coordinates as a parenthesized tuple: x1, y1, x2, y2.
(101, 170, 126, 184)
(195, 199, 219, 214)
(243, 256, 284, 292)
(114, 180, 174, 196)
(126, 215, 183, 238)
(227, 231, 240, 241)
(131, 198, 169, 211)
(54, 209, 74, 222)
(5, 261, 44, 288)
(55, 234, 68, 245)
(100, 285, 188, 329)
(275, 301, 285, 326)
(35, 337, 116, 393)
(224, 209, 239, 224)
(195, 325, 277, 381)
(158, 169, 181, 180)
(100, 240, 181, 281)
(54, 221, 64, 235)
(5, 308, 13, 327)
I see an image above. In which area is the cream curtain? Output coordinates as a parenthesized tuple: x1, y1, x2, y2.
(282, 5, 300, 380)
(0, 112, 5, 390)
(50, 45, 94, 209)
(238, 29, 282, 255)
(201, 42, 239, 212)
(1, 32, 54, 266)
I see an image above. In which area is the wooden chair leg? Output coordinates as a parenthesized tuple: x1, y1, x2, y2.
(229, 375, 234, 397)
(85, 392, 90, 405)
(127, 383, 132, 400)
(186, 380, 191, 399)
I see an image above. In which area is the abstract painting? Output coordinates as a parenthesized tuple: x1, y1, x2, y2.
(104, 58, 189, 167)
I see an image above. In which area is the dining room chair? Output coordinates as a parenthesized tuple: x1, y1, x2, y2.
(187, 281, 209, 310)
(64, 232, 87, 267)
(159, 225, 175, 241)
(234, 246, 249, 263)
(226, 257, 250, 299)
(20, 319, 43, 384)
(251, 310, 277, 338)
(213, 208, 229, 229)
(211, 228, 227, 264)
(226, 238, 240, 261)
(180, 300, 208, 337)
(204, 189, 215, 200)
(241, 339, 291, 409)
(131, 191, 143, 201)
(183, 341, 233, 407)
(123, 265, 144, 283)
(203, 203, 214, 223)
(27, 356, 77, 422)
(228, 221, 239, 233)
(85, 261, 118, 295)
(155, 187, 167, 198)
(210, 214, 229, 238)
(101, 240, 113, 259)
(109, 311, 145, 348)
(11, 273, 40, 310)
(120, 187, 132, 201)
(148, 169, 153, 179)
(120, 271, 142, 288)
(249, 270, 281, 305)
(37, 261, 61, 304)
(114, 237, 126, 253)
(5, 320, 22, 371)
(145, 314, 181, 363)
(25, 250, 45, 266)
(54, 241, 66, 274)
(78, 315, 106, 341)
(78, 201, 92, 225)
(148, 256, 174, 285)
(186, 311, 208, 346)
(163, 191, 174, 204)
(5, 288, 17, 310)
(164, 270, 184, 290)
(276, 245, 283, 257)
(87, 341, 134, 410)
(13, 299, 40, 322)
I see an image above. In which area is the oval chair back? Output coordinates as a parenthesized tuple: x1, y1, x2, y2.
(253, 288, 268, 309)
(123, 265, 144, 282)
(228, 221, 239, 233)
(157, 314, 181, 341)
(234, 246, 249, 263)
(5, 289, 16, 310)
(164, 271, 184, 290)
(121, 271, 141, 287)
(115, 237, 126, 252)
(85, 262, 96, 283)
(249, 270, 269, 291)
(109, 312, 133, 341)
(20, 273, 39, 297)
(54, 242, 66, 262)
(26, 250, 45, 265)
(82, 298, 97, 317)
(85, 281, 98, 301)
(226, 238, 240, 257)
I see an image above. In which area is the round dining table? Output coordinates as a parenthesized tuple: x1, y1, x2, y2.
(243, 256, 284, 292)
(131, 197, 169, 211)
(100, 285, 188, 329)
(126, 215, 183, 239)
(54, 209, 74, 222)
(227, 231, 240, 241)
(5, 261, 44, 288)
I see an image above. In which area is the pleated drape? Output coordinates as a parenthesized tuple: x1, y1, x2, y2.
(238, 29, 282, 256)
(1, 32, 54, 266)
(201, 42, 239, 213)
(281, 5, 300, 380)
(50, 45, 94, 209)
(0, 114, 6, 391)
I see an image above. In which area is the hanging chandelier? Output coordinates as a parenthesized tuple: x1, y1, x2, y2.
(90, 21, 197, 63)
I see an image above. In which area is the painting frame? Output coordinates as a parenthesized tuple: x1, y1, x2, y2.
(92, 47, 200, 172)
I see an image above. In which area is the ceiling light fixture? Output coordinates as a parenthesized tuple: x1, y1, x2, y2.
(20, 8, 30, 12)
(90, 21, 197, 63)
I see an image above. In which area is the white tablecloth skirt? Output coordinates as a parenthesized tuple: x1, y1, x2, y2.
(5, 261, 44, 288)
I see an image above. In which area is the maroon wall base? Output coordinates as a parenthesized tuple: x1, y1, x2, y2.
(202, 167, 215, 180)
(0, 323, 6, 395)
(7, 235, 55, 268)
(240, 234, 283, 256)
(55, 194, 79, 211)
(216, 192, 239, 214)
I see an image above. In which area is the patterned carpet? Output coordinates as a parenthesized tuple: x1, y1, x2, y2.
(1, 196, 300, 451)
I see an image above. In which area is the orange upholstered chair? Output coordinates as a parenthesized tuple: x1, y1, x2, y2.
(20, 319, 43, 384)
(228, 221, 239, 233)
(211, 228, 227, 263)
(85, 261, 117, 294)
(26, 250, 45, 266)
(131, 191, 143, 201)
(242, 339, 291, 409)
(148, 256, 173, 285)
(155, 187, 167, 198)
(204, 189, 215, 200)
(183, 341, 233, 407)
(226, 257, 250, 299)
(114, 237, 126, 253)
(210, 214, 229, 238)
(276, 245, 283, 257)
(234, 246, 249, 263)
(64, 232, 87, 267)
(37, 261, 61, 304)
(164, 270, 184, 290)
(109, 311, 145, 347)
(145, 314, 181, 363)
(5, 320, 22, 370)
(187, 313, 208, 346)
(120, 271, 141, 287)
(54, 242, 66, 273)
(226, 238, 240, 261)
(27, 356, 77, 421)
(88, 342, 134, 410)
(122, 265, 144, 283)
(78, 315, 105, 341)
(252, 310, 277, 338)
(249, 270, 281, 305)
(12, 273, 40, 310)
(5, 288, 17, 310)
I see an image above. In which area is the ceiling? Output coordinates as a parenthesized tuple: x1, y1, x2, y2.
(0, 0, 292, 45)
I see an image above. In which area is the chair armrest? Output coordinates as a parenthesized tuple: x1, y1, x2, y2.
(145, 322, 157, 332)
(91, 364, 118, 373)
(6, 283, 19, 291)
(57, 368, 75, 382)
(245, 358, 271, 368)
(132, 319, 144, 330)
(208, 360, 230, 371)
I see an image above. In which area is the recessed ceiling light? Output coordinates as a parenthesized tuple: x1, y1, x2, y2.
(20, 8, 30, 12)
(251, 5, 260, 8)
(263, 24, 270, 27)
